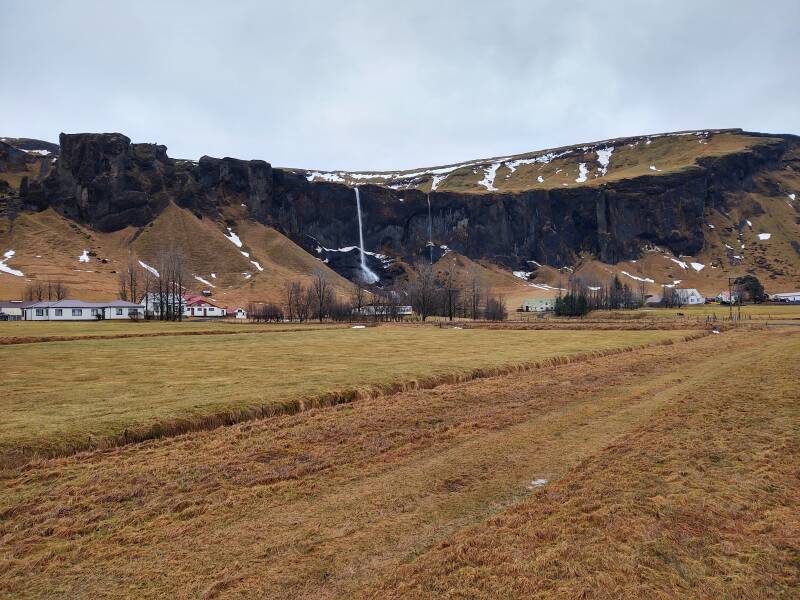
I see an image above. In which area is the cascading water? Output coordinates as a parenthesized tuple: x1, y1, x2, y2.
(354, 187, 379, 284)
(426, 193, 433, 264)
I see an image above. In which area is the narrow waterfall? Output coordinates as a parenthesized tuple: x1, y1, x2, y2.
(427, 193, 433, 264)
(354, 187, 379, 283)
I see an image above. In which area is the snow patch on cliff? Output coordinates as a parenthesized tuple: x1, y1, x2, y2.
(596, 147, 613, 176)
(478, 163, 500, 191)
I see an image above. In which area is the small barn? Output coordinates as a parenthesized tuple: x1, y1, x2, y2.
(233, 307, 247, 319)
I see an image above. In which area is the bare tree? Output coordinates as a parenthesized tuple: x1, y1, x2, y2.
(407, 262, 438, 322)
(350, 280, 368, 317)
(118, 262, 142, 303)
(24, 281, 45, 301)
(311, 270, 333, 322)
(438, 263, 461, 322)
(465, 270, 482, 320)
(484, 295, 508, 321)
(284, 281, 297, 322)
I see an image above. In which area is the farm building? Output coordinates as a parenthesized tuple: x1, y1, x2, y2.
(185, 297, 227, 318)
(140, 293, 186, 318)
(770, 291, 800, 303)
(716, 291, 741, 305)
(675, 288, 705, 305)
(0, 300, 37, 320)
(353, 304, 413, 317)
(22, 299, 144, 321)
(233, 307, 247, 319)
(522, 298, 555, 312)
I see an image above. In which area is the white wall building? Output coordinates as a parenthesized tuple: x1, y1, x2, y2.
(0, 300, 37, 320)
(185, 298, 227, 317)
(23, 300, 144, 321)
(522, 298, 555, 312)
(675, 288, 705, 305)
(139, 293, 187, 318)
(770, 291, 800, 302)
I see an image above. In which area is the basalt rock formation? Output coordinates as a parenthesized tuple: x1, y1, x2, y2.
(5, 130, 799, 284)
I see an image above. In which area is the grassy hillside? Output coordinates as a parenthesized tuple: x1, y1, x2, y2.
(300, 130, 775, 193)
(0, 204, 354, 305)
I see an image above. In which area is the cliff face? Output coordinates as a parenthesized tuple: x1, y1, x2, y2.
(12, 130, 795, 282)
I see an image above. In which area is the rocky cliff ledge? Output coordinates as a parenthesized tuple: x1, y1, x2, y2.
(12, 130, 795, 281)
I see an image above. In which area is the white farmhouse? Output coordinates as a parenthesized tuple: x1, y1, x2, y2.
(23, 299, 144, 320)
(140, 293, 186, 319)
(185, 297, 227, 318)
(675, 288, 705, 305)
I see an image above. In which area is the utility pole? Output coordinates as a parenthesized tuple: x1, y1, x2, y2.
(728, 276, 734, 321)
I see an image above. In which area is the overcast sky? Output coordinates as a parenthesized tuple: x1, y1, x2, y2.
(2, 0, 798, 170)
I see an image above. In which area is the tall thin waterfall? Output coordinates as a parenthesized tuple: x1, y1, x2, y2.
(354, 187, 378, 283)
(427, 193, 433, 264)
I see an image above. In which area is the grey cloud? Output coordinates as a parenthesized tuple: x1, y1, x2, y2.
(1, 0, 797, 170)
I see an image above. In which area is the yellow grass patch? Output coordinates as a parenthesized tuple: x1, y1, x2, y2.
(0, 327, 691, 464)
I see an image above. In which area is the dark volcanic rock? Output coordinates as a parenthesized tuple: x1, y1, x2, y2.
(17, 130, 798, 282)
(0, 141, 30, 172)
(42, 133, 177, 230)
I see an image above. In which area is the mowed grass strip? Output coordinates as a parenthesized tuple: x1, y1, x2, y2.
(0, 328, 689, 464)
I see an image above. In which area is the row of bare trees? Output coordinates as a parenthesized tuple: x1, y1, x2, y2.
(23, 280, 69, 301)
(273, 264, 507, 323)
(554, 275, 646, 316)
(118, 249, 187, 320)
(402, 263, 506, 321)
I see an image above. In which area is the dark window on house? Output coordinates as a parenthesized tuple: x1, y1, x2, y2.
(35, 308, 44, 316)
(55, 309, 63, 316)
(116, 308, 123, 315)
(72, 309, 82, 316)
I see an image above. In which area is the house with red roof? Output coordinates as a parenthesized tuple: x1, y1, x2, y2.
(184, 296, 227, 318)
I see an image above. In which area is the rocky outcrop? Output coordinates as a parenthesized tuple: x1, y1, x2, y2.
(6, 130, 796, 282)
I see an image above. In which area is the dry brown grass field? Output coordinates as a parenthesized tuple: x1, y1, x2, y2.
(0, 319, 348, 345)
(0, 325, 689, 466)
(0, 327, 797, 598)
